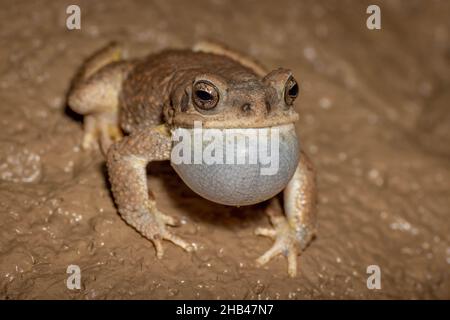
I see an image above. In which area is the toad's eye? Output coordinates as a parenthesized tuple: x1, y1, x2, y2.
(193, 81, 219, 110)
(284, 76, 299, 106)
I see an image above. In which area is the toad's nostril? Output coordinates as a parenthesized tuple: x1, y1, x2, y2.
(241, 103, 252, 113)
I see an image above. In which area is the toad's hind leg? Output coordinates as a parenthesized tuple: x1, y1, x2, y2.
(193, 41, 268, 76)
(67, 42, 132, 154)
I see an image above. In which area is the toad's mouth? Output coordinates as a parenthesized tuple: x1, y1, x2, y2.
(170, 123, 299, 206)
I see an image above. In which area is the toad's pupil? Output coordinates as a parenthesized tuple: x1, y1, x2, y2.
(288, 83, 298, 97)
(196, 90, 213, 101)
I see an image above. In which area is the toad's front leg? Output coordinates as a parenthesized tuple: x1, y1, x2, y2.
(255, 151, 316, 277)
(106, 125, 194, 258)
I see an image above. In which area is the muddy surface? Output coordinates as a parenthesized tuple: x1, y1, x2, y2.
(0, 0, 449, 299)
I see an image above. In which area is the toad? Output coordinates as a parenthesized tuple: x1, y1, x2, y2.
(67, 41, 316, 277)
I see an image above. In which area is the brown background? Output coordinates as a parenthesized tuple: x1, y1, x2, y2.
(0, 0, 449, 299)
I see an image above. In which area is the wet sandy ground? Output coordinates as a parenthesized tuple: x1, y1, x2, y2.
(0, 0, 449, 299)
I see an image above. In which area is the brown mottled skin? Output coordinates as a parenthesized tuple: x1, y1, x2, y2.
(68, 41, 316, 277)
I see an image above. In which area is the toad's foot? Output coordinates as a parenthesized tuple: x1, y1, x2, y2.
(82, 114, 123, 153)
(138, 201, 194, 259)
(255, 214, 312, 278)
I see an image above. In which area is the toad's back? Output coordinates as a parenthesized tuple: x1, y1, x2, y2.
(120, 50, 258, 133)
